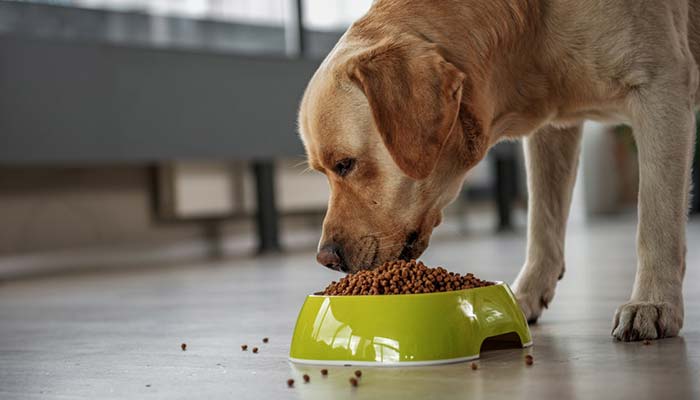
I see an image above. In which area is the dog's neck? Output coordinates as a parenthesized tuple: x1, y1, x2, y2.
(357, 0, 545, 128)
(445, 0, 544, 73)
(351, 0, 543, 73)
(346, 0, 549, 169)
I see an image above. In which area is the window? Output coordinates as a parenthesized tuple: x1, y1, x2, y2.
(16, 0, 374, 29)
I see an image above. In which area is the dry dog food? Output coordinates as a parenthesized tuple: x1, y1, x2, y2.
(320, 369, 328, 376)
(262, 337, 269, 343)
(525, 355, 534, 366)
(354, 370, 362, 378)
(471, 362, 478, 370)
(252, 347, 259, 354)
(180, 343, 187, 351)
(241, 344, 248, 351)
(303, 374, 310, 383)
(321, 259, 493, 295)
(287, 379, 294, 388)
(349, 377, 359, 387)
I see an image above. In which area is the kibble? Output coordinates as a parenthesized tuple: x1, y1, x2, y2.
(320, 369, 328, 376)
(303, 374, 310, 383)
(322, 259, 493, 296)
(252, 347, 259, 353)
(241, 344, 248, 351)
(287, 379, 294, 388)
(643, 340, 651, 345)
(349, 377, 359, 387)
(354, 370, 362, 378)
(525, 355, 534, 366)
(263, 337, 269, 343)
(180, 343, 187, 351)
(471, 362, 478, 370)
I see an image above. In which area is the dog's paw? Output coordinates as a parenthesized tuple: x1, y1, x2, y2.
(611, 301, 683, 341)
(512, 261, 563, 324)
(512, 282, 555, 324)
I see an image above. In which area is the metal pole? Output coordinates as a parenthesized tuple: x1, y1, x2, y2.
(284, 0, 305, 57)
(253, 161, 281, 253)
(492, 144, 518, 232)
(252, 0, 305, 254)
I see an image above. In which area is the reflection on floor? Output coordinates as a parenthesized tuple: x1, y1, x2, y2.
(0, 217, 699, 400)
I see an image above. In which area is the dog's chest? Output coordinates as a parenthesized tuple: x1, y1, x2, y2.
(492, 100, 630, 139)
(492, 62, 634, 138)
(550, 104, 631, 127)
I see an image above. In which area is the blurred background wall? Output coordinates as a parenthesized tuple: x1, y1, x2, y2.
(0, 0, 698, 279)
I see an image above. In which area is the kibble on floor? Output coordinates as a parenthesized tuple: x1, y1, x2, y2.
(241, 344, 248, 351)
(302, 374, 310, 383)
(262, 337, 269, 343)
(471, 362, 479, 370)
(252, 347, 258, 353)
(180, 343, 186, 351)
(354, 370, 362, 378)
(349, 377, 359, 387)
(320, 369, 328, 376)
(286, 379, 294, 388)
(525, 355, 534, 366)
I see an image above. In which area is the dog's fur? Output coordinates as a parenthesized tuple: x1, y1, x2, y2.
(298, 0, 699, 341)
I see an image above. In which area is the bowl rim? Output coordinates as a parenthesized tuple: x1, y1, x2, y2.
(309, 281, 506, 298)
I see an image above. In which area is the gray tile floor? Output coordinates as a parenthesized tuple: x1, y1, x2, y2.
(1, 217, 699, 399)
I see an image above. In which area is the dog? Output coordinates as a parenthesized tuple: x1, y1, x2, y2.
(298, 0, 698, 341)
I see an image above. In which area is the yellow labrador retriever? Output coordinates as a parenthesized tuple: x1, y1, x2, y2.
(298, 0, 699, 341)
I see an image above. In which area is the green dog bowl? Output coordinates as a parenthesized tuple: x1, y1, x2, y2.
(289, 282, 531, 366)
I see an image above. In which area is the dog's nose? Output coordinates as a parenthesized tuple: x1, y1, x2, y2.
(316, 243, 346, 272)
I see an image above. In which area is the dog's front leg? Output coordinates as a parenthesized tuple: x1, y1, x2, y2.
(611, 79, 696, 341)
(513, 124, 582, 323)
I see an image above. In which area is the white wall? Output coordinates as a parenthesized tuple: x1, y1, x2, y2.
(23, 0, 375, 29)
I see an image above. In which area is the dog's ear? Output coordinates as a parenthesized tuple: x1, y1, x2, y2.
(347, 41, 465, 180)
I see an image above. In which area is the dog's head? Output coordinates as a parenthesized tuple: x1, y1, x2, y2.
(299, 35, 491, 273)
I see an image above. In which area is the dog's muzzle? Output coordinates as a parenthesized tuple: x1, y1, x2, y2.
(398, 231, 420, 261)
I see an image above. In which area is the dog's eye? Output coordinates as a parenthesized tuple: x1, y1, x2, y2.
(333, 158, 356, 177)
